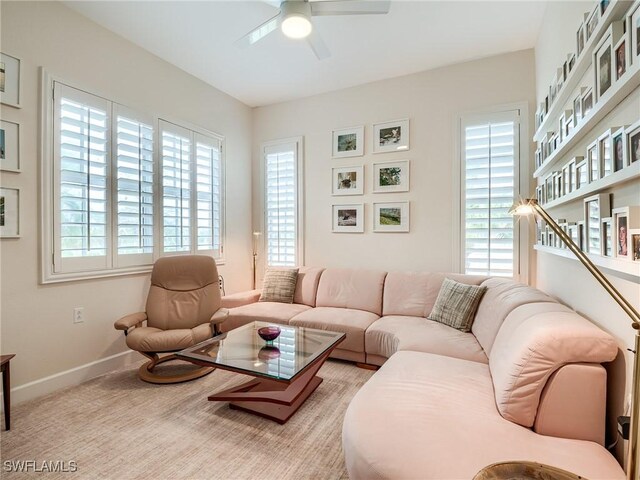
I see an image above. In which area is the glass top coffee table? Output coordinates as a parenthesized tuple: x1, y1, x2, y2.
(176, 321, 345, 424)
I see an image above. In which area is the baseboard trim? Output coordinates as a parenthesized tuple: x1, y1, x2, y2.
(1, 350, 138, 407)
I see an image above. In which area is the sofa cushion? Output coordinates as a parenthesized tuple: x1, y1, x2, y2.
(489, 303, 619, 428)
(259, 267, 299, 303)
(293, 266, 325, 307)
(343, 351, 625, 480)
(382, 272, 487, 317)
(472, 278, 556, 355)
(365, 316, 488, 363)
(315, 268, 387, 315)
(427, 279, 487, 332)
(221, 302, 311, 333)
(290, 307, 379, 353)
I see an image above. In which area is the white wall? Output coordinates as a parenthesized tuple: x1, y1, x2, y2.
(534, 1, 640, 466)
(253, 50, 537, 276)
(0, 1, 253, 399)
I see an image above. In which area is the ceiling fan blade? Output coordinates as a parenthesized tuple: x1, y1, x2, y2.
(310, 0, 391, 16)
(235, 12, 281, 48)
(307, 27, 331, 60)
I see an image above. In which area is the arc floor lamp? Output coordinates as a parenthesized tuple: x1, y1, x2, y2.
(510, 198, 639, 480)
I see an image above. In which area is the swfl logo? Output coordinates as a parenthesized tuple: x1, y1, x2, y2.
(3, 460, 78, 473)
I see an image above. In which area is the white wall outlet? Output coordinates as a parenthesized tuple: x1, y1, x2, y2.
(73, 307, 84, 324)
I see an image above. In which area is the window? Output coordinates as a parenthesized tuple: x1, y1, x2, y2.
(44, 79, 225, 282)
(263, 138, 304, 267)
(460, 109, 522, 278)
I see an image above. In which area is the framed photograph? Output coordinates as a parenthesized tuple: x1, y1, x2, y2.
(556, 67, 565, 93)
(628, 1, 640, 62)
(598, 129, 613, 178)
(582, 87, 594, 118)
(332, 166, 364, 196)
(601, 217, 613, 256)
(627, 119, 640, 164)
(600, 0, 610, 15)
(0, 120, 20, 172)
(631, 229, 640, 261)
(564, 113, 574, 139)
(594, 36, 613, 100)
(373, 119, 409, 154)
(587, 140, 599, 182)
(544, 173, 555, 202)
(372, 160, 409, 193)
(0, 187, 20, 238)
(584, 194, 611, 255)
(554, 172, 563, 199)
(577, 21, 586, 57)
(569, 223, 579, 246)
(575, 158, 589, 189)
(612, 127, 627, 171)
(586, 6, 599, 40)
(332, 204, 364, 233)
(373, 202, 409, 233)
(332, 126, 364, 158)
(568, 157, 579, 192)
(536, 185, 544, 205)
(578, 220, 586, 251)
(562, 164, 572, 196)
(614, 36, 628, 80)
(568, 53, 576, 73)
(612, 206, 640, 259)
(0, 53, 20, 108)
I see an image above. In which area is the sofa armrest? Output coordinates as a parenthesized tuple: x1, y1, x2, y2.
(114, 312, 147, 332)
(221, 290, 261, 308)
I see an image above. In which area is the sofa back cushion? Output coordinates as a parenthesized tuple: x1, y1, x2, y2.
(316, 268, 387, 315)
(489, 302, 618, 428)
(293, 266, 325, 307)
(382, 272, 486, 317)
(472, 278, 555, 355)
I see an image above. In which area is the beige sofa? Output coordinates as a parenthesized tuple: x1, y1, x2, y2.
(222, 267, 625, 479)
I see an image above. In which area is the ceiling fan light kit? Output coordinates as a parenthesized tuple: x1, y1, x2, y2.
(281, 1, 313, 39)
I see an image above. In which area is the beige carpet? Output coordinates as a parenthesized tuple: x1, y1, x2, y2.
(0, 359, 374, 480)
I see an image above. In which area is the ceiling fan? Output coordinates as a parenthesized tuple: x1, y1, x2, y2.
(236, 0, 391, 60)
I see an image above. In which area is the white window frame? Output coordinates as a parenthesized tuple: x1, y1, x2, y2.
(454, 102, 530, 282)
(260, 137, 305, 268)
(40, 70, 226, 284)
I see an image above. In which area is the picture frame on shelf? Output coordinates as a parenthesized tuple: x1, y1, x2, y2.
(573, 90, 584, 125)
(568, 157, 578, 192)
(564, 113, 574, 139)
(583, 193, 611, 255)
(332, 165, 364, 196)
(0, 53, 21, 108)
(373, 201, 409, 233)
(594, 34, 613, 101)
(556, 67, 565, 94)
(332, 125, 364, 158)
(559, 221, 568, 249)
(372, 119, 409, 154)
(614, 35, 628, 81)
(612, 126, 627, 171)
(575, 158, 589, 189)
(577, 20, 586, 57)
(554, 172, 563, 199)
(578, 220, 586, 251)
(558, 111, 570, 143)
(544, 173, 555, 202)
(631, 229, 640, 261)
(332, 203, 364, 233)
(600, 0, 610, 15)
(536, 185, 544, 205)
(562, 164, 572, 196)
(586, 6, 600, 40)
(0, 187, 19, 238)
(628, 1, 640, 62)
(372, 159, 409, 193)
(568, 222, 579, 246)
(535, 147, 542, 169)
(627, 119, 640, 163)
(568, 53, 576, 73)
(601, 217, 613, 257)
(612, 206, 640, 259)
(598, 129, 614, 178)
(587, 140, 599, 182)
(0, 120, 20, 172)
(581, 87, 594, 118)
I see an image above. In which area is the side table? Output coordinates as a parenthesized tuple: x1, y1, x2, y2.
(1, 354, 15, 430)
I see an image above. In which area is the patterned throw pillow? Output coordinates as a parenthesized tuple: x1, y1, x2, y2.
(259, 268, 299, 304)
(427, 278, 487, 332)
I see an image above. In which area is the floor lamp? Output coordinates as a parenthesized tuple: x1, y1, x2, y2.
(252, 231, 262, 289)
(510, 198, 639, 480)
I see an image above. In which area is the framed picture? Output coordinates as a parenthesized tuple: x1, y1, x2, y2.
(630, 229, 640, 261)
(0, 187, 20, 238)
(0, 120, 20, 172)
(562, 164, 572, 196)
(598, 129, 613, 178)
(568, 157, 579, 192)
(564, 113, 574, 139)
(373, 119, 409, 154)
(582, 87, 594, 118)
(578, 220, 586, 251)
(586, 6, 600, 40)
(614, 36, 628, 80)
(600, 0, 610, 15)
(332, 126, 364, 158)
(0, 53, 20, 108)
(569, 223, 579, 246)
(373, 201, 409, 233)
(577, 21, 586, 57)
(332, 204, 364, 233)
(628, 1, 640, 62)
(573, 91, 583, 125)
(372, 160, 409, 193)
(575, 158, 589, 189)
(568, 53, 576, 73)
(332, 165, 364, 196)
(536, 185, 544, 205)
(601, 217, 613, 256)
(627, 119, 640, 164)
(612, 206, 640, 259)
(584, 194, 611, 255)
(587, 140, 599, 182)
(554, 172, 563, 199)
(544, 173, 555, 202)
(594, 36, 613, 100)
(612, 127, 627, 171)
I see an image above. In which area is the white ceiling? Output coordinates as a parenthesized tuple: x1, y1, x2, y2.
(64, 1, 547, 107)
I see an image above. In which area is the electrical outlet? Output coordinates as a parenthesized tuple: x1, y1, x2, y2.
(73, 307, 84, 324)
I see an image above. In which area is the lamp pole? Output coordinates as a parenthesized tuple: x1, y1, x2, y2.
(252, 232, 261, 290)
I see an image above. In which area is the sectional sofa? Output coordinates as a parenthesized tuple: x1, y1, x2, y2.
(221, 267, 625, 479)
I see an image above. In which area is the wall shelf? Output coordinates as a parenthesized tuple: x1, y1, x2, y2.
(542, 161, 640, 209)
(534, 244, 640, 282)
(533, 63, 640, 179)
(533, 0, 633, 143)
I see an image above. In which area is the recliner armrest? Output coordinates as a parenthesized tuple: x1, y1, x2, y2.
(210, 308, 229, 325)
(221, 290, 261, 308)
(114, 312, 147, 331)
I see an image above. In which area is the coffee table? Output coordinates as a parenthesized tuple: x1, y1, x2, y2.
(176, 321, 345, 424)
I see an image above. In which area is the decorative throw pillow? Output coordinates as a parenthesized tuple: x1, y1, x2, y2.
(427, 278, 487, 332)
(259, 268, 299, 304)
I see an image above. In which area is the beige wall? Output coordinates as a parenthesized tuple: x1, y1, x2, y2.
(0, 2, 253, 394)
(534, 1, 640, 465)
(253, 49, 537, 276)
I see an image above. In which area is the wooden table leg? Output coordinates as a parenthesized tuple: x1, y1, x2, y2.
(3, 361, 10, 430)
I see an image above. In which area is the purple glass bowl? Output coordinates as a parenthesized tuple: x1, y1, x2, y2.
(257, 325, 281, 342)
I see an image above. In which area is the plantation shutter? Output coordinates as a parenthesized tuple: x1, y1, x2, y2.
(462, 110, 519, 277)
(160, 120, 192, 253)
(264, 142, 298, 267)
(53, 83, 110, 273)
(195, 133, 223, 256)
(114, 106, 154, 267)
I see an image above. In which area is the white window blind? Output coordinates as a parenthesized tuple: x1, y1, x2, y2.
(264, 141, 301, 267)
(462, 111, 519, 277)
(195, 133, 223, 256)
(114, 107, 154, 267)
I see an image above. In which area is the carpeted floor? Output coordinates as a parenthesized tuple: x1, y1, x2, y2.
(0, 359, 374, 480)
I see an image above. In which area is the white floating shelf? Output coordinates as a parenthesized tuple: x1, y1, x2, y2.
(533, 0, 633, 143)
(534, 244, 640, 281)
